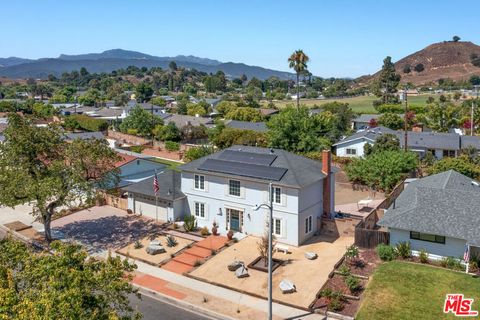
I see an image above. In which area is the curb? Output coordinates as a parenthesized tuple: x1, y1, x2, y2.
(133, 283, 237, 320)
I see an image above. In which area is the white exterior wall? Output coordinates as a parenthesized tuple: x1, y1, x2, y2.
(335, 138, 372, 158)
(390, 228, 466, 258)
(434, 149, 444, 160)
(181, 171, 321, 246)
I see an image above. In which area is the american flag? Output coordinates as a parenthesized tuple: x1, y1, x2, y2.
(153, 172, 159, 194)
(464, 245, 470, 262)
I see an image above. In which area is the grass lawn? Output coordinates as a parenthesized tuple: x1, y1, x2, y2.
(356, 261, 480, 320)
(262, 94, 441, 114)
(152, 158, 183, 171)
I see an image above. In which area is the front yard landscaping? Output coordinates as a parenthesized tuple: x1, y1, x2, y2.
(356, 261, 480, 320)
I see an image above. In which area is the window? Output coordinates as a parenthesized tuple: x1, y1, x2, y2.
(229, 180, 241, 197)
(270, 186, 282, 204)
(305, 216, 313, 234)
(410, 231, 445, 244)
(273, 218, 282, 237)
(443, 150, 455, 158)
(346, 148, 357, 156)
(194, 202, 205, 218)
(194, 174, 205, 190)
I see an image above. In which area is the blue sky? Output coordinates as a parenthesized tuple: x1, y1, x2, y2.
(3, 0, 479, 77)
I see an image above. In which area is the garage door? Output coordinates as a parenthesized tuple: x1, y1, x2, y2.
(134, 200, 168, 221)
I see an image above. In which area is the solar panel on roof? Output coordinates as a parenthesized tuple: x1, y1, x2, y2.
(198, 159, 287, 181)
(218, 150, 277, 166)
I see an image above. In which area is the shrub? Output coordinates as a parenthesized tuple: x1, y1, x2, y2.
(166, 235, 178, 247)
(419, 249, 429, 263)
(172, 222, 179, 229)
(440, 256, 463, 270)
(130, 145, 144, 154)
(320, 288, 333, 298)
(164, 140, 180, 152)
(345, 244, 359, 261)
(376, 244, 396, 261)
(183, 215, 196, 232)
(395, 241, 411, 259)
(345, 275, 361, 292)
(193, 259, 203, 267)
(127, 128, 139, 135)
(338, 264, 351, 277)
(134, 240, 143, 249)
(70, 115, 108, 132)
(200, 226, 210, 236)
(328, 294, 345, 312)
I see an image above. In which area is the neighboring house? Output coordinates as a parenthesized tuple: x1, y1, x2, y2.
(126, 100, 165, 116)
(108, 157, 167, 189)
(163, 114, 215, 128)
(224, 120, 267, 133)
(123, 170, 185, 222)
(259, 108, 279, 118)
(178, 146, 337, 246)
(378, 170, 480, 260)
(351, 114, 381, 130)
(334, 126, 479, 159)
(64, 131, 105, 141)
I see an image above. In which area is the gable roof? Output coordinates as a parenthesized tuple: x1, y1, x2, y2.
(163, 114, 214, 128)
(122, 170, 184, 201)
(378, 170, 480, 246)
(224, 120, 267, 132)
(64, 131, 105, 141)
(333, 126, 396, 146)
(352, 114, 381, 123)
(179, 145, 336, 188)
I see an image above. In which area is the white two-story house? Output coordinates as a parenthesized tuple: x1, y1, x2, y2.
(178, 146, 336, 246)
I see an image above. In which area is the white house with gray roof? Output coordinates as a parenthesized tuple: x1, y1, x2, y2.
(333, 126, 479, 159)
(378, 170, 480, 260)
(224, 120, 267, 133)
(178, 146, 336, 246)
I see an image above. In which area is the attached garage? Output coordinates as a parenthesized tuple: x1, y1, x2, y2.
(132, 194, 169, 221)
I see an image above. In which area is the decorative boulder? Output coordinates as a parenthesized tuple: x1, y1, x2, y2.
(279, 279, 296, 294)
(305, 252, 318, 260)
(146, 244, 166, 255)
(235, 265, 249, 278)
(228, 261, 244, 271)
(149, 239, 161, 246)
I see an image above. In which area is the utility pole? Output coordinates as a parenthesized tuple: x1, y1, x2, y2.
(404, 86, 408, 151)
(472, 86, 479, 136)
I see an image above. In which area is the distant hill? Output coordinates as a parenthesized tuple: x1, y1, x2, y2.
(357, 41, 480, 86)
(0, 49, 294, 80)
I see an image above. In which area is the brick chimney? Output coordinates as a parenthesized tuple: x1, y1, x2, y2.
(412, 123, 423, 132)
(322, 150, 332, 218)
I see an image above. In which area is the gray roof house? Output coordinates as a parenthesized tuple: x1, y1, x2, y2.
(224, 120, 268, 133)
(378, 170, 480, 260)
(163, 114, 215, 128)
(333, 126, 479, 159)
(64, 131, 105, 141)
(122, 170, 185, 222)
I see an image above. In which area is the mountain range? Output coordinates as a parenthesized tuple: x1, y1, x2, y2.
(0, 49, 294, 80)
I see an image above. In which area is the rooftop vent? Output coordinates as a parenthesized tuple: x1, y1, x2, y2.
(270, 148, 275, 154)
(471, 181, 479, 187)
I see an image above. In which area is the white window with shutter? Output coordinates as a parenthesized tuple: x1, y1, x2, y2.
(272, 218, 282, 237)
(194, 202, 206, 219)
(194, 174, 205, 191)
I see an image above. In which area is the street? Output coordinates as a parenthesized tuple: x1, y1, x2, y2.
(130, 292, 214, 320)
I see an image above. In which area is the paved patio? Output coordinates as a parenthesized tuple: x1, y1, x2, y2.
(190, 234, 353, 308)
(51, 205, 166, 254)
(335, 199, 384, 218)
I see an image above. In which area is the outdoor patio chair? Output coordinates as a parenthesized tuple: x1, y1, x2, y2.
(279, 279, 296, 294)
(275, 243, 290, 254)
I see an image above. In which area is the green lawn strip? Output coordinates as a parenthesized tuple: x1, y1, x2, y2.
(356, 261, 480, 320)
(152, 158, 183, 171)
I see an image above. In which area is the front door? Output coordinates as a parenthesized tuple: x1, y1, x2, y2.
(227, 208, 243, 232)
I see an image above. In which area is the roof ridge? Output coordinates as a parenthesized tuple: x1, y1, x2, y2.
(442, 170, 453, 189)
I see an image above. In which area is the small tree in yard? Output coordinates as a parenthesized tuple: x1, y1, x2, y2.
(257, 219, 276, 267)
(0, 114, 120, 242)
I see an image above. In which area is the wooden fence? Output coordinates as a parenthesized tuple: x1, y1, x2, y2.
(103, 193, 128, 210)
(354, 220, 390, 248)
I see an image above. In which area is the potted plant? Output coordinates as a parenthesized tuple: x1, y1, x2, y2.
(212, 221, 218, 236)
(227, 229, 234, 240)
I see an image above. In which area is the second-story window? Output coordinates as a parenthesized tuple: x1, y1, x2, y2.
(229, 180, 241, 197)
(270, 186, 282, 204)
(194, 174, 205, 190)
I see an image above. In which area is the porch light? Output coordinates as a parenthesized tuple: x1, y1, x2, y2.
(218, 208, 222, 216)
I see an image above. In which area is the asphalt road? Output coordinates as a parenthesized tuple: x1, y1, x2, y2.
(130, 292, 213, 320)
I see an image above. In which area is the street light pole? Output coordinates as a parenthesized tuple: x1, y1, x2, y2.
(472, 86, 479, 136)
(252, 182, 274, 320)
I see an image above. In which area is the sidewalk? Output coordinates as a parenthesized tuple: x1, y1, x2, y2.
(115, 253, 325, 320)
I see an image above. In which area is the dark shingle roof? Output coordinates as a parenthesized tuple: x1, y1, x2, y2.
(352, 114, 381, 123)
(122, 170, 184, 201)
(179, 145, 336, 188)
(378, 170, 480, 246)
(461, 135, 480, 149)
(333, 126, 396, 146)
(225, 120, 267, 133)
(65, 131, 105, 140)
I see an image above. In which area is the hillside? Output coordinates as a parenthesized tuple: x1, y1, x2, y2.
(0, 49, 294, 80)
(358, 41, 480, 86)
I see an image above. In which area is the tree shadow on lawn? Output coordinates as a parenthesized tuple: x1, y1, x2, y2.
(53, 216, 165, 254)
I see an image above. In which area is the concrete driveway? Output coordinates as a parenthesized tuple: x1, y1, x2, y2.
(51, 205, 165, 254)
(0, 204, 37, 226)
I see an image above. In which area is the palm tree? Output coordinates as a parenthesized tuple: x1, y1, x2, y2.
(288, 50, 310, 109)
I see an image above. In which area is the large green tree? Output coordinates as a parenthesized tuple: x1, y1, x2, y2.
(267, 106, 333, 153)
(378, 112, 404, 130)
(0, 114, 119, 242)
(426, 155, 480, 179)
(288, 50, 310, 109)
(120, 105, 163, 137)
(373, 56, 401, 104)
(0, 238, 140, 319)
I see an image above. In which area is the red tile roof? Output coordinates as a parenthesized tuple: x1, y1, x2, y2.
(114, 153, 137, 168)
